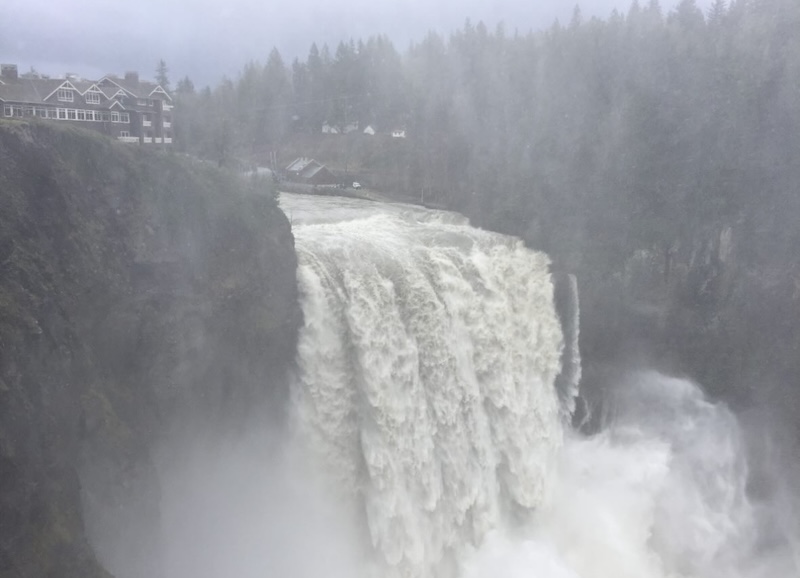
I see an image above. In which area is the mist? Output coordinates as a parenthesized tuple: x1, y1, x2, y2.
(89, 0, 800, 572)
(2, 0, 716, 84)
(2, 0, 800, 577)
(80, 408, 366, 578)
(156, 425, 363, 578)
(464, 372, 798, 578)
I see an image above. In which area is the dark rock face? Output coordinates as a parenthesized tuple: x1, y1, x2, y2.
(0, 121, 300, 577)
(575, 223, 800, 454)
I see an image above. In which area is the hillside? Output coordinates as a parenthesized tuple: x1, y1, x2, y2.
(0, 121, 300, 577)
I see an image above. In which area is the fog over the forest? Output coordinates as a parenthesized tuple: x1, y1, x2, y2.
(2, 0, 713, 85)
(2, 0, 800, 576)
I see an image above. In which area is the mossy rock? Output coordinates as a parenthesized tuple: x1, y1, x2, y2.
(0, 120, 299, 577)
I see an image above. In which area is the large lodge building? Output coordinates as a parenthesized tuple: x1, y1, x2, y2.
(0, 64, 173, 145)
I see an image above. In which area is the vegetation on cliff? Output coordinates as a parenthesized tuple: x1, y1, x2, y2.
(0, 120, 299, 577)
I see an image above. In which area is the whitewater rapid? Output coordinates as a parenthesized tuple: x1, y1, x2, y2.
(288, 195, 567, 577)
(282, 193, 797, 578)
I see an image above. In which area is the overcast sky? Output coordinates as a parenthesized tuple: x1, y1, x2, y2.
(1, 0, 713, 87)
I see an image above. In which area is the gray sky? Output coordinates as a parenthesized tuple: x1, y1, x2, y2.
(1, 0, 713, 87)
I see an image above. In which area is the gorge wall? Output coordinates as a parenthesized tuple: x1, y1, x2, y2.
(0, 121, 300, 577)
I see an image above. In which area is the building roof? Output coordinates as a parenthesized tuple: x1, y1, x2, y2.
(99, 76, 172, 101)
(0, 71, 172, 108)
(71, 80, 95, 93)
(284, 157, 337, 182)
(0, 78, 63, 103)
(302, 164, 327, 180)
(286, 157, 318, 173)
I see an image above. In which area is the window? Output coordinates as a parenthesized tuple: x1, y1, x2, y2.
(101, 112, 110, 122)
(120, 112, 130, 123)
(67, 109, 77, 120)
(77, 110, 86, 121)
(3, 105, 11, 117)
(58, 108, 67, 119)
(57, 88, 73, 102)
(111, 111, 120, 122)
(85, 91, 101, 104)
(12, 106, 23, 117)
(120, 131, 130, 137)
(36, 108, 47, 117)
(24, 106, 35, 116)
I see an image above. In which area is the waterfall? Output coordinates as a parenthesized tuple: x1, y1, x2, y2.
(285, 195, 794, 578)
(291, 208, 568, 578)
(553, 273, 581, 421)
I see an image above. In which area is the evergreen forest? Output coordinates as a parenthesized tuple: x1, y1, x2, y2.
(174, 0, 800, 283)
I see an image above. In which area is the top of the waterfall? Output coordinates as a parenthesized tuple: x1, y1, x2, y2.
(279, 192, 468, 227)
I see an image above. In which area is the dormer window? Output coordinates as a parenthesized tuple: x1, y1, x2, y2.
(85, 91, 101, 104)
(57, 88, 73, 102)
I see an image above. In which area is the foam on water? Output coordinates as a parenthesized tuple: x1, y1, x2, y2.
(284, 195, 797, 578)
(462, 372, 796, 578)
(290, 206, 566, 578)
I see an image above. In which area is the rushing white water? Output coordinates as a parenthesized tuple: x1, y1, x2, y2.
(282, 194, 798, 578)
(553, 273, 581, 421)
(463, 372, 756, 578)
(287, 194, 567, 578)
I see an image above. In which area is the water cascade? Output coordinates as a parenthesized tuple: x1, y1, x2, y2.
(289, 197, 571, 577)
(284, 194, 796, 578)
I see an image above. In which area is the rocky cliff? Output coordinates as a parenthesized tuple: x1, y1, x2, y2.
(0, 121, 300, 577)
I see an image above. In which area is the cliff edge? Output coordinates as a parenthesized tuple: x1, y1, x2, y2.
(0, 121, 300, 577)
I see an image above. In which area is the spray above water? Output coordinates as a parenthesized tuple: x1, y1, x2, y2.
(284, 195, 796, 578)
(462, 372, 777, 578)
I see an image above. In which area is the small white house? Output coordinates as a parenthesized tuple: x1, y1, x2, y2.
(322, 122, 339, 134)
(363, 125, 376, 136)
(391, 129, 406, 139)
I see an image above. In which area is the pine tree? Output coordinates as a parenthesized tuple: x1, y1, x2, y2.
(155, 59, 170, 90)
(263, 48, 291, 147)
(707, 0, 728, 24)
(175, 76, 195, 95)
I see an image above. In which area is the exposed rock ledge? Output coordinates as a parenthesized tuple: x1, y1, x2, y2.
(0, 121, 300, 577)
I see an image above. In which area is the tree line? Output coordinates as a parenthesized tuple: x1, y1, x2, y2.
(172, 36, 407, 165)
(173, 0, 799, 279)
